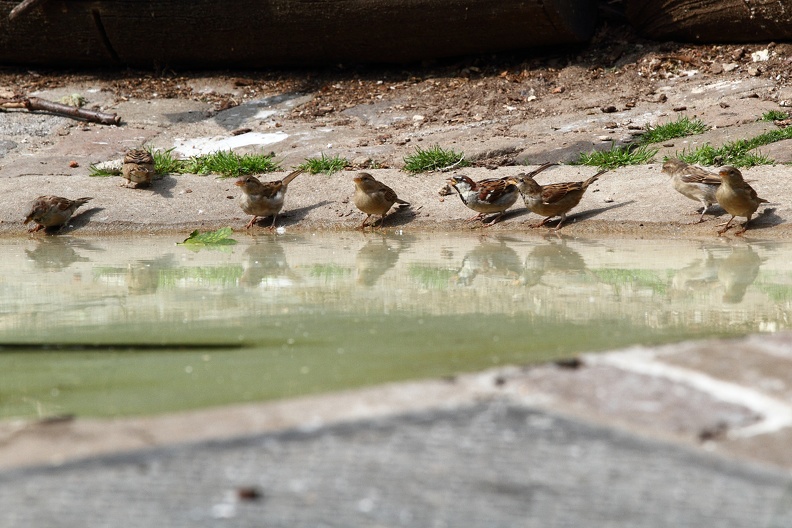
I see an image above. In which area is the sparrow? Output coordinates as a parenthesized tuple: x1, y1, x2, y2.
(23, 195, 93, 232)
(511, 168, 607, 229)
(121, 148, 155, 188)
(446, 165, 554, 226)
(352, 172, 410, 229)
(235, 169, 303, 229)
(715, 166, 767, 236)
(662, 158, 721, 223)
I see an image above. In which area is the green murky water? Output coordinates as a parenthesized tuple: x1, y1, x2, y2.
(2, 232, 790, 419)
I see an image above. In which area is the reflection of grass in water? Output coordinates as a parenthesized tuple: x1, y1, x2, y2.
(94, 266, 244, 287)
(408, 264, 455, 289)
(306, 264, 352, 280)
(0, 312, 748, 419)
(591, 269, 671, 296)
(754, 282, 792, 303)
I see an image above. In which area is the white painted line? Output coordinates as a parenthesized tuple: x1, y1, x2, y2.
(587, 348, 792, 437)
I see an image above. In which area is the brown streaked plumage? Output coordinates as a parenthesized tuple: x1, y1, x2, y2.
(352, 172, 409, 229)
(23, 195, 93, 232)
(511, 169, 606, 230)
(662, 158, 721, 223)
(235, 169, 303, 229)
(122, 148, 155, 188)
(715, 166, 767, 236)
(446, 164, 555, 226)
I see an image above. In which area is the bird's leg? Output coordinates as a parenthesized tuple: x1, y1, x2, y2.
(245, 216, 258, 229)
(693, 203, 709, 224)
(268, 214, 279, 231)
(536, 216, 554, 228)
(717, 215, 736, 235)
(735, 215, 752, 236)
(357, 214, 372, 230)
(376, 213, 389, 229)
(483, 212, 504, 227)
(466, 213, 485, 223)
(553, 214, 568, 231)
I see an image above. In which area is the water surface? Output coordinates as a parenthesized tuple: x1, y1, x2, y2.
(2, 233, 790, 419)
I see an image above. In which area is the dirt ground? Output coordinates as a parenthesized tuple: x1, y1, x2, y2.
(3, 24, 792, 147)
(2, 24, 792, 239)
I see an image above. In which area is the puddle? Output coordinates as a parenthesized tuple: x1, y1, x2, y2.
(2, 233, 791, 419)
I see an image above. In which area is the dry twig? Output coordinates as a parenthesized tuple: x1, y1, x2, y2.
(1, 96, 121, 125)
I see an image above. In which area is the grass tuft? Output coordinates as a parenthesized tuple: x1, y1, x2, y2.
(183, 151, 281, 178)
(677, 144, 772, 167)
(150, 147, 183, 174)
(639, 115, 709, 144)
(299, 153, 350, 175)
(403, 144, 469, 174)
(761, 110, 789, 122)
(676, 126, 792, 167)
(576, 143, 657, 169)
(88, 163, 119, 177)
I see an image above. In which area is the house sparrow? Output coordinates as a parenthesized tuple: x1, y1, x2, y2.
(446, 165, 554, 226)
(352, 172, 410, 229)
(23, 195, 93, 232)
(235, 169, 303, 229)
(662, 158, 721, 223)
(511, 169, 607, 229)
(715, 166, 767, 236)
(122, 148, 155, 188)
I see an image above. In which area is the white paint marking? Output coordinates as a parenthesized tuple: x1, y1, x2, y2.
(587, 348, 792, 437)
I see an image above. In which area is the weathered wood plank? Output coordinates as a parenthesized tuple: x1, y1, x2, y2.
(0, 0, 598, 68)
(626, 0, 792, 42)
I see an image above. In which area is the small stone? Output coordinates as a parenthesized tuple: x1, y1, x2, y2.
(603, 122, 618, 129)
(751, 49, 770, 62)
(719, 101, 730, 108)
(552, 86, 565, 94)
(723, 63, 740, 73)
(709, 63, 724, 75)
(673, 106, 687, 112)
(600, 105, 618, 113)
(68, 160, 79, 168)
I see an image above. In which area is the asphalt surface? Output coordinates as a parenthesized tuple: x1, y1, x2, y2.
(3, 403, 792, 528)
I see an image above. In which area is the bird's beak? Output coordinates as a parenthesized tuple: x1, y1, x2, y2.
(234, 179, 244, 187)
(23, 214, 32, 224)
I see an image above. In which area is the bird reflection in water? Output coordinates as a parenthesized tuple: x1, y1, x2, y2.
(240, 236, 296, 288)
(519, 236, 587, 288)
(718, 245, 764, 304)
(670, 248, 719, 296)
(126, 254, 176, 295)
(356, 234, 410, 287)
(453, 237, 522, 286)
(25, 237, 94, 271)
(671, 244, 764, 304)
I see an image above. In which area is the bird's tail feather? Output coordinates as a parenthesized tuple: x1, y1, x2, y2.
(281, 169, 304, 186)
